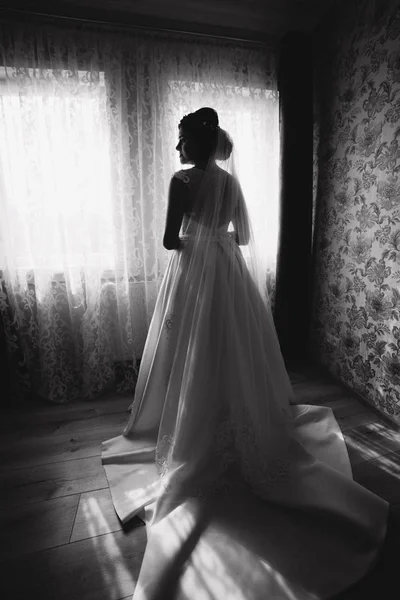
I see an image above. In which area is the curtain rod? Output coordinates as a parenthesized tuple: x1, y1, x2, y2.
(0, 6, 276, 48)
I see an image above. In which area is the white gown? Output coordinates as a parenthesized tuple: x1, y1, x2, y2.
(102, 166, 388, 600)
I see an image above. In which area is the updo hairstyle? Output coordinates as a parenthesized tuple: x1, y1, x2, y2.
(179, 107, 233, 161)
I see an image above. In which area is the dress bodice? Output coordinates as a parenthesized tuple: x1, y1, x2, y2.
(174, 167, 232, 240)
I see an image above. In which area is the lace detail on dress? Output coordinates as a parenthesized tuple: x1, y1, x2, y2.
(164, 313, 175, 336)
(153, 407, 292, 503)
(156, 434, 175, 478)
(232, 406, 292, 497)
(174, 170, 190, 184)
(211, 410, 292, 499)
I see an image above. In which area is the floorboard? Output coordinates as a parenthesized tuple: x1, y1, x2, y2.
(336, 410, 384, 432)
(0, 425, 124, 470)
(344, 421, 400, 466)
(0, 527, 147, 600)
(1, 365, 399, 600)
(3, 395, 131, 420)
(0, 494, 80, 560)
(0, 456, 108, 508)
(293, 379, 344, 403)
(352, 449, 400, 504)
(327, 398, 371, 419)
(2, 411, 128, 442)
(70, 488, 124, 542)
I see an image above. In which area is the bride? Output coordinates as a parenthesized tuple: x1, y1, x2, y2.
(102, 108, 389, 599)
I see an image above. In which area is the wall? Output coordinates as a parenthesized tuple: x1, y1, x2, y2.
(312, 0, 400, 423)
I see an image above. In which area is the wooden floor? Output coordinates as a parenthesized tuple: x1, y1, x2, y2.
(1, 361, 400, 600)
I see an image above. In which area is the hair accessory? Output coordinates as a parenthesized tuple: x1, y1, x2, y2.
(179, 113, 217, 132)
(202, 120, 218, 131)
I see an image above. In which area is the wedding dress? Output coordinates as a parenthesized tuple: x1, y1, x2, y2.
(102, 139, 389, 600)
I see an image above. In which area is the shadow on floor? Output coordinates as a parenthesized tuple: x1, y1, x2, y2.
(331, 503, 400, 599)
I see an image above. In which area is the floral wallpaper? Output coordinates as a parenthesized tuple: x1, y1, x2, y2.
(311, 0, 400, 423)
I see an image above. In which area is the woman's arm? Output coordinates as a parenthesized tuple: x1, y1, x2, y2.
(163, 176, 186, 250)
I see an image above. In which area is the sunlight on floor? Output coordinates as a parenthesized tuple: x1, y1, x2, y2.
(345, 420, 400, 468)
(83, 496, 114, 537)
(82, 497, 135, 599)
(373, 452, 400, 477)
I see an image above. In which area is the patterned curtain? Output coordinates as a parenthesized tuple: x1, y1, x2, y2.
(0, 17, 279, 403)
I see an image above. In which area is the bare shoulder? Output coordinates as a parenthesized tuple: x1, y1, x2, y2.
(173, 169, 191, 184)
(215, 166, 235, 183)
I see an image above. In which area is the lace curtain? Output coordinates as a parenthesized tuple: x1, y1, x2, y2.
(0, 18, 279, 403)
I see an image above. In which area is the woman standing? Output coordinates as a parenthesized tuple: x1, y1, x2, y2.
(102, 108, 388, 599)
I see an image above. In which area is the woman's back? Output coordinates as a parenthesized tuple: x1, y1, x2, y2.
(175, 166, 249, 241)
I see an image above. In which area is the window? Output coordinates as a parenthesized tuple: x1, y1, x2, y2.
(169, 81, 280, 269)
(0, 67, 115, 272)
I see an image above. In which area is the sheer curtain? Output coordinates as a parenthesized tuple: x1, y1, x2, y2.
(0, 18, 279, 403)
